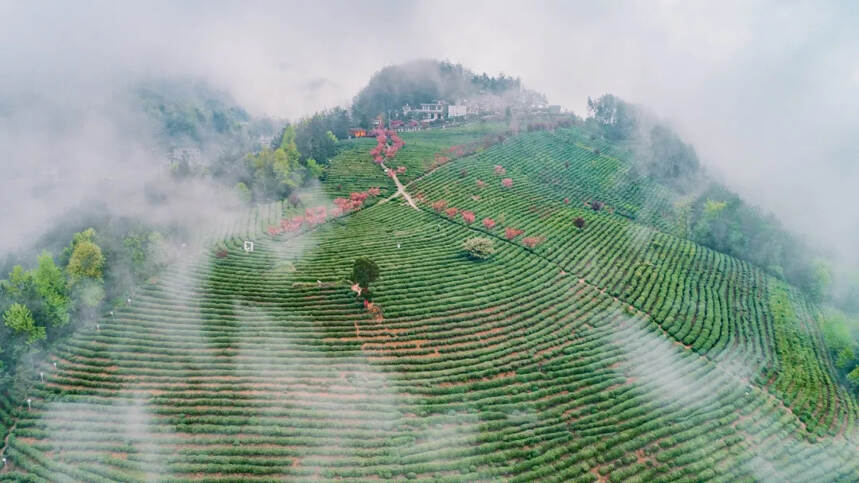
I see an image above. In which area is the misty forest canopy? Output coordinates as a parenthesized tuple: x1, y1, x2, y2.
(351, 59, 547, 125)
(0, 222, 165, 385)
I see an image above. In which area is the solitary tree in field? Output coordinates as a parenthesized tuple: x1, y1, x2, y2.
(463, 237, 495, 260)
(351, 257, 380, 297)
(574, 217, 586, 229)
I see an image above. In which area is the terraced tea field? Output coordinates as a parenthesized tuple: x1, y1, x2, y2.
(2, 126, 857, 481)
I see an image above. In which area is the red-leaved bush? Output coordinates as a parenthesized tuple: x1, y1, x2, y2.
(522, 236, 544, 248)
(445, 207, 459, 219)
(432, 200, 448, 212)
(494, 165, 506, 175)
(501, 178, 513, 188)
(461, 210, 476, 224)
(505, 227, 524, 240)
(397, 166, 406, 174)
(368, 187, 381, 196)
(483, 218, 496, 229)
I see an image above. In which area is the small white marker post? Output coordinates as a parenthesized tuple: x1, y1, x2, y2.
(2, 456, 6, 467)
(27, 399, 31, 410)
(40, 372, 44, 383)
(96, 323, 100, 331)
(243, 240, 254, 253)
(53, 362, 57, 369)
(397, 243, 401, 249)
(127, 297, 132, 306)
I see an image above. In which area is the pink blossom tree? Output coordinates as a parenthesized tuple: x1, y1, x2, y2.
(504, 227, 523, 240)
(482, 218, 496, 229)
(522, 236, 545, 248)
(461, 210, 476, 224)
(501, 178, 513, 188)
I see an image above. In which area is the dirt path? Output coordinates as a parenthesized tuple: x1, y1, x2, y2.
(379, 162, 418, 210)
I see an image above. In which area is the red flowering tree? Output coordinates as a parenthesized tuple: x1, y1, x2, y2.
(368, 187, 381, 196)
(564, 197, 570, 204)
(522, 236, 544, 248)
(501, 178, 513, 188)
(482, 218, 496, 229)
(461, 210, 476, 224)
(494, 165, 506, 175)
(476, 179, 485, 188)
(432, 200, 448, 213)
(444, 207, 459, 219)
(504, 227, 524, 240)
(397, 166, 406, 174)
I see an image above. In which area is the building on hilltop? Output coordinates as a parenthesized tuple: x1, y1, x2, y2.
(402, 101, 445, 122)
(448, 104, 467, 118)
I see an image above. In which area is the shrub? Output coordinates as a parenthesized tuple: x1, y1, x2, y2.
(462, 237, 495, 260)
(462, 211, 476, 224)
(476, 179, 485, 188)
(505, 228, 524, 240)
(494, 165, 506, 175)
(445, 207, 459, 219)
(574, 217, 586, 229)
(522, 236, 544, 249)
(501, 178, 513, 188)
(591, 200, 604, 211)
(482, 218, 496, 229)
(432, 200, 448, 212)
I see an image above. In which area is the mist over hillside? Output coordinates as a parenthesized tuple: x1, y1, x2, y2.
(1, 2, 858, 481)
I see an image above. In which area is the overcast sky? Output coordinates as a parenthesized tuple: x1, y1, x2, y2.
(1, 0, 857, 265)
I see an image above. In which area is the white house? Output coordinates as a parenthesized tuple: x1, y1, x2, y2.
(448, 104, 467, 118)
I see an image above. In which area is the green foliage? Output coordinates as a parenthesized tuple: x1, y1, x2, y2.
(3, 303, 44, 344)
(462, 237, 496, 260)
(293, 108, 351, 163)
(351, 257, 379, 290)
(33, 252, 70, 327)
(67, 239, 105, 283)
(243, 125, 318, 201)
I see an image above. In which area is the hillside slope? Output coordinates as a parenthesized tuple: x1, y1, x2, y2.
(2, 124, 857, 481)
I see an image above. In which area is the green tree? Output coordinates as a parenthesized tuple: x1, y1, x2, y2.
(64, 228, 106, 309)
(67, 240, 105, 283)
(351, 258, 380, 293)
(33, 252, 71, 327)
(462, 237, 496, 260)
(848, 366, 859, 386)
(3, 303, 45, 344)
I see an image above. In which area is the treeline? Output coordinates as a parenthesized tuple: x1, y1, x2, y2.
(0, 220, 165, 387)
(211, 108, 352, 204)
(585, 94, 848, 308)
